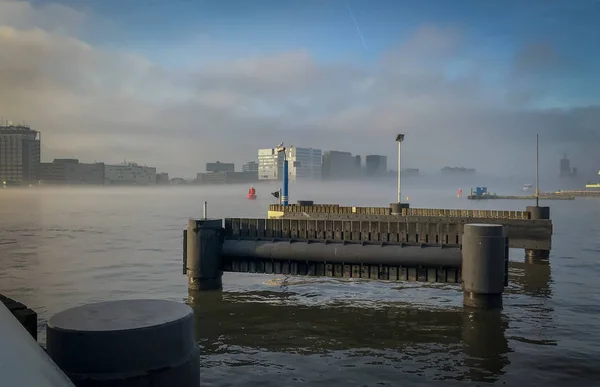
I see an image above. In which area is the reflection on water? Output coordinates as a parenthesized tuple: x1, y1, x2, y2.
(190, 290, 511, 385)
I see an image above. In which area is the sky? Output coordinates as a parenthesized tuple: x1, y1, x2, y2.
(0, 0, 599, 178)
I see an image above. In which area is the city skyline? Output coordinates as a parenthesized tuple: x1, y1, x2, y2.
(1, 1, 599, 178)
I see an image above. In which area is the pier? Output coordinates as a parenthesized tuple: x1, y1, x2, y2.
(184, 215, 522, 308)
(467, 194, 574, 200)
(546, 190, 600, 197)
(265, 203, 552, 252)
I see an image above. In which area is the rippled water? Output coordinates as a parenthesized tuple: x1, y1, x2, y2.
(1, 181, 600, 386)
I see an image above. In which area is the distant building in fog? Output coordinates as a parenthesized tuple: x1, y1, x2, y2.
(402, 168, 419, 177)
(559, 155, 577, 178)
(0, 124, 40, 185)
(288, 146, 322, 180)
(105, 162, 157, 185)
(156, 172, 169, 184)
(365, 155, 387, 177)
(242, 161, 258, 172)
(258, 148, 285, 180)
(206, 161, 234, 173)
(40, 159, 105, 185)
(441, 166, 476, 176)
(322, 150, 360, 180)
(196, 171, 257, 184)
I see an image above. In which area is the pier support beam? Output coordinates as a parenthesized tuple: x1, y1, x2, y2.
(525, 205, 551, 262)
(46, 300, 200, 387)
(462, 224, 506, 309)
(187, 218, 224, 291)
(390, 202, 410, 215)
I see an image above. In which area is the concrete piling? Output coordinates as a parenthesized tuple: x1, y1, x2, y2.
(46, 299, 200, 387)
(187, 218, 224, 291)
(525, 205, 551, 261)
(461, 224, 506, 309)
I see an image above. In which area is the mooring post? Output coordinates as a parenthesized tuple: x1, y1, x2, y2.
(390, 202, 410, 215)
(462, 224, 506, 309)
(525, 205, 551, 262)
(187, 218, 224, 291)
(46, 300, 200, 387)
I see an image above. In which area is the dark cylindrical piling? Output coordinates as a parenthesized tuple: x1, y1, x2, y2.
(46, 299, 200, 387)
(462, 224, 506, 309)
(187, 218, 224, 291)
(390, 202, 410, 215)
(525, 205, 551, 262)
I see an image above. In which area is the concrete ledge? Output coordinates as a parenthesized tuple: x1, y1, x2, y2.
(0, 301, 74, 387)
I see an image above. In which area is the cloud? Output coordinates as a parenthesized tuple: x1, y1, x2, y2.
(0, 0, 598, 178)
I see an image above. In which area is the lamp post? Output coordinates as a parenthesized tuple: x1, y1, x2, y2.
(396, 134, 405, 204)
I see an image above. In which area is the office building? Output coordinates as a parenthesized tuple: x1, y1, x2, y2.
(156, 172, 170, 184)
(206, 161, 234, 173)
(40, 159, 105, 185)
(559, 155, 577, 178)
(288, 146, 322, 180)
(258, 148, 285, 180)
(0, 124, 41, 185)
(242, 161, 258, 172)
(104, 162, 157, 185)
(365, 155, 387, 177)
(322, 150, 360, 180)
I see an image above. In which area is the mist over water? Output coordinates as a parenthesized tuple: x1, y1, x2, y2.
(1, 180, 600, 386)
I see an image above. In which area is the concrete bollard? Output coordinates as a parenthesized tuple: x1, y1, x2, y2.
(187, 218, 224, 291)
(46, 299, 200, 387)
(525, 205, 551, 262)
(462, 224, 506, 309)
(390, 202, 410, 215)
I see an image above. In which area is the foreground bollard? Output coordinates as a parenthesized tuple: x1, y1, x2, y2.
(525, 205, 551, 261)
(187, 218, 224, 291)
(46, 299, 200, 387)
(462, 224, 506, 309)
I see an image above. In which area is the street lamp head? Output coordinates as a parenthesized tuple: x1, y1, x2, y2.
(396, 134, 405, 142)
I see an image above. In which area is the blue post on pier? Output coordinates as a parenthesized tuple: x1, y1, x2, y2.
(277, 142, 289, 206)
(282, 158, 289, 206)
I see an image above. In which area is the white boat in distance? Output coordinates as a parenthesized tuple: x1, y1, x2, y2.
(521, 184, 534, 191)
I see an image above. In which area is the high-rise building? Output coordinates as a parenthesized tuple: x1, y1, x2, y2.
(365, 155, 387, 177)
(559, 155, 577, 177)
(288, 146, 322, 180)
(258, 148, 284, 180)
(242, 161, 258, 172)
(206, 161, 234, 173)
(0, 124, 41, 185)
(321, 151, 360, 180)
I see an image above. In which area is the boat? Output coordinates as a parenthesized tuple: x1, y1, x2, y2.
(521, 184, 533, 192)
(246, 186, 257, 200)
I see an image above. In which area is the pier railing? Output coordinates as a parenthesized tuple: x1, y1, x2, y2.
(268, 204, 530, 219)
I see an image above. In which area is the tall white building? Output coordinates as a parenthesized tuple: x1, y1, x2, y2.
(258, 148, 284, 180)
(258, 146, 322, 181)
(104, 162, 157, 185)
(288, 146, 322, 181)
